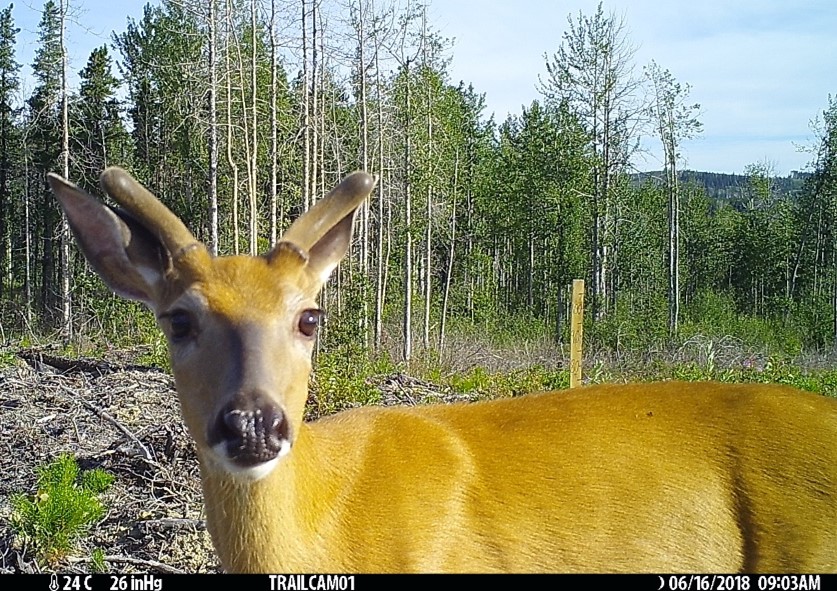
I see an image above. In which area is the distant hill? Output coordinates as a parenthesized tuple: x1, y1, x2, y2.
(633, 170, 812, 201)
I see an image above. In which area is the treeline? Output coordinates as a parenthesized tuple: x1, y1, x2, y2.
(0, 0, 836, 360)
(634, 171, 810, 203)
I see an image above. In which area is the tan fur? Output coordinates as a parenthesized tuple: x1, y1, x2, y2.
(49, 169, 837, 573)
(200, 382, 837, 573)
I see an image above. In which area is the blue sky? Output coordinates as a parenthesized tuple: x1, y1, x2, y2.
(12, 0, 837, 175)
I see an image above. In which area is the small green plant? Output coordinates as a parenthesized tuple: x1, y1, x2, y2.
(11, 454, 114, 564)
(0, 347, 16, 367)
(90, 547, 107, 573)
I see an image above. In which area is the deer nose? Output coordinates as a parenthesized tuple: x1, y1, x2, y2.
(209, 392, 290, 467)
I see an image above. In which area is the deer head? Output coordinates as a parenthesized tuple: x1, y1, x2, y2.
(48, 168, 376, 481)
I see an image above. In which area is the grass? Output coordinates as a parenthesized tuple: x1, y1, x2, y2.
(311, 326, 837, 406)
(90, 548, 107, 573)
(317, 314, 837, 402)
(11, 454, 114, 565)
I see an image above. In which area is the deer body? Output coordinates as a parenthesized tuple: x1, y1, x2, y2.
(48, 168, 836, 573)
(202, 382, 837, 573)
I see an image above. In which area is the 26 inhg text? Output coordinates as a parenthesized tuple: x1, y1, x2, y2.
(109, 575, 162, 591)
(270, 575, 355, 591)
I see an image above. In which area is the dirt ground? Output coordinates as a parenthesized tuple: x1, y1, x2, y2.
(0, 349, 465, 574)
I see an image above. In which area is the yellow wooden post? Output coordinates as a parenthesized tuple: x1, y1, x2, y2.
(570, 279, 584, 388)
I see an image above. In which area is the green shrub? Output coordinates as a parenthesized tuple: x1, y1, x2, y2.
(11, 454, 114, 565)
(591, 291, 669, 352)
(447, 365, 570, 399)
(90, 548, 107, 573)
(0, 346, 16, 367)
(309, 347, 395, 416)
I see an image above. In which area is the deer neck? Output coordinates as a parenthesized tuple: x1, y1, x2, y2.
(199, 423, 342, 573)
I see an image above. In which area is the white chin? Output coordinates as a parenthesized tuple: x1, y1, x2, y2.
(209, 439, 291, 481)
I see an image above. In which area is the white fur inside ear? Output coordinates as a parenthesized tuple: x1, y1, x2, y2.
(306, 212, 356, 287)
(135, 265, 164, 298)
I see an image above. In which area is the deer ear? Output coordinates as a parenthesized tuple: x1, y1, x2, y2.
(48, 173, 169, 307)
(306, 210, 359, 286)
(271, 172, 375, 288)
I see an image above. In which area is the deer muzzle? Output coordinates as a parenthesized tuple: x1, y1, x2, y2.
(208, 391, 291, 478)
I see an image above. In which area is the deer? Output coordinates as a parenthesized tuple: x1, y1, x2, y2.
(48, 167, 836, 573)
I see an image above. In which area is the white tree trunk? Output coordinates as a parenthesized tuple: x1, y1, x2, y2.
(269, 0, 278, 246)
(208, 0, 219, 255)
(59, 0, 71, 340)
(249, 0, 258, 255)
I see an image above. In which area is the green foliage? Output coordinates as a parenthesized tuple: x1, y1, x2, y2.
(647, 358, 837, 399)
(0, 346, 16, 367)
(680, 290, 803, 355)
(71, 45, 131, 192)
(683, 290, 737, 332)
(90, 547, 107, 573)
(11, 454, 114, 565)
(787, 294, 834, 350)
(592, 289, 670, 352)
(445, 312, 555, 351)
(5, 0, 837, 381)
(70, 294, 170, 368)
(309, 347, 395, 417)
(137, 332, 171, 369)
(447, 365, 569, 399)
(670, 362, 720, 382)
(447, 365, 492, 395)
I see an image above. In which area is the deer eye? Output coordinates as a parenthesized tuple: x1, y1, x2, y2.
(298, 309, 323, 338)
(169, 310, 193, 342)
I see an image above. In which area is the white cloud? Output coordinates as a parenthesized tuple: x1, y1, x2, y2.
(440, 0, 837, 174)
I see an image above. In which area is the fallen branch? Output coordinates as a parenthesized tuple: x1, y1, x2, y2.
(57, 384, 153, 462)
(138, 518, 206, 532)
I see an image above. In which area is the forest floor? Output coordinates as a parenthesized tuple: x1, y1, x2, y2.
(0, 348, 476, 574)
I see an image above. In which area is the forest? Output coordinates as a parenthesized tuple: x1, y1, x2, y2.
(1, 0, 837, 375)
